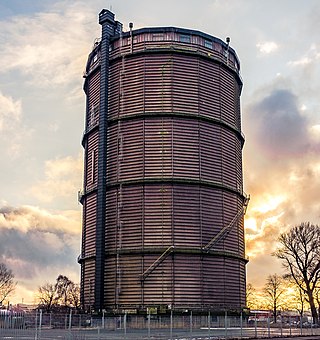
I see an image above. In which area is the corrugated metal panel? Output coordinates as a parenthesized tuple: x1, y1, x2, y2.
(199, 61, 221, 120)
(144, 184, 173, 247)
(82, 259, 95, 308)
(144, 54, 173, 113)
(200, 187, 223, 247)
(85, 130, 99, 188)
(120, 186, 143, 248)
(173, 120, 200, 179)
(174, 255, 202, 305)
(173, 185, 200, 246)
(144, 119, 173, 178)
(83, 194, 97, 255)
(199, 122, 222, 182)
(105, 188, 117, 251)
(87, 70, 101, 127)
(172, 56, 199, 114)
(220, 67, 236, 128)
(108, 62, 120, 119)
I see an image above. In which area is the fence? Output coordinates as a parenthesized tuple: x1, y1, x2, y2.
(0, 310, 319, 339)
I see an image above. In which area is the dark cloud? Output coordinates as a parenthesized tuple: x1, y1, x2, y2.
(0, 205, 80, 287)
(247, 89, 309, 158)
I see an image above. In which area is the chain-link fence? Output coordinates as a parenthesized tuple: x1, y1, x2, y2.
(0, 310, 319, 339)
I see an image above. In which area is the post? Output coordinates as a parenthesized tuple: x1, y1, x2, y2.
(300, 315, 302, 335)
(147, 310, 151, 339)
(39, 309, 42, 339)
(254, 312, 257, 338)
(267, 316, 270, 338)
(35, 311, 38, 340)
(208, 311, 211, 339)
(102, 310, 105, 329)
(240, 311, 243, 339)
(69, 309, 72, 331)
(225, 310, 228, 339)
(289, 315, 292, 336)
(190, 310, 193, 337)
(280, 315, 283, 337)
(124, 312, 127, 338)
(170, 310, 173, 340)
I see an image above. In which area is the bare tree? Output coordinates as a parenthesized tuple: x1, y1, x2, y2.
(37, 283, 58, 312)
(246, 283, 257, 309)
(264, 274, 285, 323)
(284, 276, 307, 317)
(55, 275, 72, 307)
(0, 263, 16, 304)
(37, 275, 80, 311)
(67, 283, 80, 310)
(274, 222, 320, 324)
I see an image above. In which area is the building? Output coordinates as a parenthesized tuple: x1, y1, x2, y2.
(79, 9, 248, 313)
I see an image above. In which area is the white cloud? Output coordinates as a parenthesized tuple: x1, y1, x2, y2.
(256, 41, 278, 54)
(29, 154, 83, 204)
(0, 92, 21, 131)
(0, 2, 98, 87)
(288, 43, 320, 67)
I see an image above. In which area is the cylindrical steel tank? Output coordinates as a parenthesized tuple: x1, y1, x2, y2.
(79, 10, 248, 313)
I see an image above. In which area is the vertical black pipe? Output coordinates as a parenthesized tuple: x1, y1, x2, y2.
(94, 9, 116, 312)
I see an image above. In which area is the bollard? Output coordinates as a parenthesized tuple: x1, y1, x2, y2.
(208, 311, 211, 339)
(190, 310, 193, 338)
(240, 312, 243, 339)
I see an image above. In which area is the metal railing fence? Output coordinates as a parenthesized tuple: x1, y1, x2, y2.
(0, 310, 319, 339)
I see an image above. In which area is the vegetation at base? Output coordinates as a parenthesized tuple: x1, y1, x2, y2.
(248, 222, 320, 325)
(37, 275, 80, 312)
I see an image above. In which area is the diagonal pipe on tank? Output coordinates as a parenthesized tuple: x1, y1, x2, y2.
(140, 245, 174, 281)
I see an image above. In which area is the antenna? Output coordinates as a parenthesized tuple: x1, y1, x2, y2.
(129, 22, 134, 53)
(226, 37, 230, 64)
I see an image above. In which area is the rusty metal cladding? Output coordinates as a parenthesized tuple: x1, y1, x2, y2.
(79, 9, 248, 313)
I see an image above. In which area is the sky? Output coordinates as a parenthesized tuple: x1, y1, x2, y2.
(1, 0, 320, 304)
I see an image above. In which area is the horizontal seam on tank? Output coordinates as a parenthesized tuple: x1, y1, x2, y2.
(108, 112, 245, 144)
(103, 247, 248, 263)
(106, 177, 245, 198)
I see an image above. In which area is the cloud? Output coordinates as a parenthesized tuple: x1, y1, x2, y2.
(0, 91, 32, 159)
(0, 204, 81, 301)
(246, 89, 310, 158)
(29, 154, 83, 205)
(244, 84, 320, 282)
(0, 92, 21, 131)
(256, 41, 278, 54)
(288, 43, 320, 67)
(0, 2, 98, 87)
